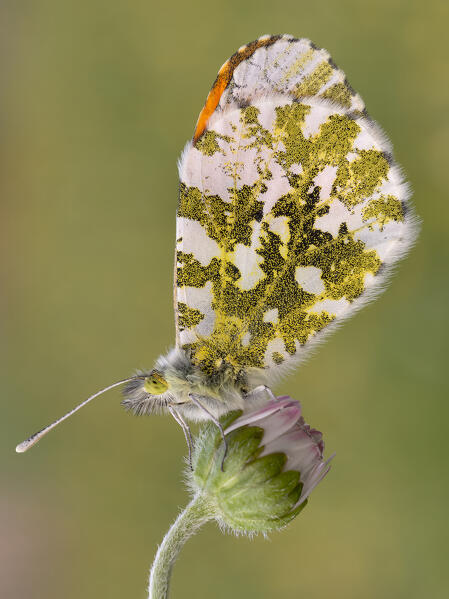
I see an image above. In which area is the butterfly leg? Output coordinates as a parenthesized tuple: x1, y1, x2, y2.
(189, 394, 228, 471)
(168, 405, 194, 470)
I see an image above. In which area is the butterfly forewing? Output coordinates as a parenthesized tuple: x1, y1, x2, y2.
(175, 36, 417, 381)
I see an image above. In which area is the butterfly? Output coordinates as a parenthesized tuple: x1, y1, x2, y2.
(17, 34, 418, 458)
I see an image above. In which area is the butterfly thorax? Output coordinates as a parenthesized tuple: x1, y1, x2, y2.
(121, 347, 268, 421)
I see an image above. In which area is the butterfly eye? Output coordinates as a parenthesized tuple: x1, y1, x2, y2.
(144, 372, 169, 395)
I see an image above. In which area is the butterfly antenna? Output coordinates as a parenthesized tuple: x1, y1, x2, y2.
(15, 376, 143, 454)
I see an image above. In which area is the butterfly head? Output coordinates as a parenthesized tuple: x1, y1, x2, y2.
(121, 369, 173, 415)
(143, 371, 169, 395)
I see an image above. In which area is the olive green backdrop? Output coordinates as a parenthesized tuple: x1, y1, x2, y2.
(2, 1, 448, 598)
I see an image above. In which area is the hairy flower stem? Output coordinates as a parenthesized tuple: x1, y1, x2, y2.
(148, 493, 213, 599)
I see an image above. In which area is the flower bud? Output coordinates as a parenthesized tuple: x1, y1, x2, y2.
(189, 397, 332, 534)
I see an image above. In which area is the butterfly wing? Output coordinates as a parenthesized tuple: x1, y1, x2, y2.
(175, 36, 418, 380)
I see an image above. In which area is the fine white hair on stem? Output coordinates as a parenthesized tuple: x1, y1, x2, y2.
(148, 494, 212, 599)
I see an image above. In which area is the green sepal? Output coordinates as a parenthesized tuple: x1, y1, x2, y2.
(218, 452, 287, 496)
(218, 497, 309, 534)
(219, 471, 301, 521)
(191, 410, 242, 483)
(194, 425, 264, 493)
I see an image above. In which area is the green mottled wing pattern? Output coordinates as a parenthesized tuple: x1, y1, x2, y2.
(174, 38, 417, 380)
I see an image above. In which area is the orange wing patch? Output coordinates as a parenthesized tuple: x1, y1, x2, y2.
(193, 35, 281, 143)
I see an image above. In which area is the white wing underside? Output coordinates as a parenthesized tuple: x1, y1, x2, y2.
(174, 37, 418, 377)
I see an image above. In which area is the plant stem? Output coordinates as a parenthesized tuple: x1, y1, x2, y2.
(148, 493, 213, 599)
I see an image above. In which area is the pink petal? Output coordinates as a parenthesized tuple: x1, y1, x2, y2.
(298, 455, 334, 503)
(257, 404, 302, 445)
(224, 398, 299, 434)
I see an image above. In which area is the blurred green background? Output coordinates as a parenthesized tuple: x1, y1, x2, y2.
(1, 1, 448, 598)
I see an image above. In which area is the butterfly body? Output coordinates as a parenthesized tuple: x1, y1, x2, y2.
(121, 347, 270, 420)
